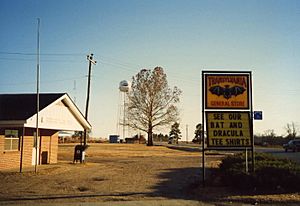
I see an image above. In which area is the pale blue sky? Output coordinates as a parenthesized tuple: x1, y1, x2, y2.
(0, 0, 299, 138)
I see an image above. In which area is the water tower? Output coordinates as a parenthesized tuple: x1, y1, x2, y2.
(119, 80, 130, 93)
(118, 80, 130, 140)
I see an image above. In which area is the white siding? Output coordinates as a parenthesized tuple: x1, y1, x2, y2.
(25, 101, 85, 131)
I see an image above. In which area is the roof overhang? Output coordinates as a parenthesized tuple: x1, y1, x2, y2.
(60, 94, 92, 130)
(0, 94, 92, 131)
(0, 120, 26, 128)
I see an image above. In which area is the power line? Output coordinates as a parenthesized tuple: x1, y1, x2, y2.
(99, 59, 200, 84)
(0, 75, 86, 86)
(0, 57, 35, 62)
(0, 51, 86, 56)
(3, 51, 298, 94)
(0, 57, 85, 63)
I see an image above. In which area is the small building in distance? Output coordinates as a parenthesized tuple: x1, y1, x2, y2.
(0, 93, 91, 171)
(109, 135, 120, 143)
(125, 134, 146, 144)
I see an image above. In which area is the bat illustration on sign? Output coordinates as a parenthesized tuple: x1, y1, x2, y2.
(209, 85, 246, 99)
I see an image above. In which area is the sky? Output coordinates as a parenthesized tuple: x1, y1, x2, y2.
(0, 0, 299, 139)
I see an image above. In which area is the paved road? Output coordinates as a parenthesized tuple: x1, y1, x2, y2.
(255, 147, 300, 163)
(157, 142, 300, 163)
(0, 199, 268, 206)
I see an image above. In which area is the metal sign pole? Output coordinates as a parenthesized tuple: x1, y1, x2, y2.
(245, 148, 248, 173)
(249, 72, 255, 172)
(201, 71, 205, 187)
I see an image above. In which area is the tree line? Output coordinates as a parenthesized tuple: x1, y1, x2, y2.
(254, 122, 299, 146)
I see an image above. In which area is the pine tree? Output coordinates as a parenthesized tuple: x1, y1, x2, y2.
(169, 122, 181, 144)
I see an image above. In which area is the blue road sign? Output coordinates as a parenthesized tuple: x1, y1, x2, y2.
(254, 111, 263, 120)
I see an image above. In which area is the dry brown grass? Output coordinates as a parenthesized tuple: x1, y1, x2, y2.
(0, 143, 299, 205)
(0, 144, 202, 203)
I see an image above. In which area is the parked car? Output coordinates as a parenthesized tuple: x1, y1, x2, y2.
(283, 139, 300, 152)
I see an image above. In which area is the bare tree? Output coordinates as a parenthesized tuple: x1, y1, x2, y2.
(126, 67, 182, 146)
(285, 122, 298, 139)
(263, 129, 276, 138)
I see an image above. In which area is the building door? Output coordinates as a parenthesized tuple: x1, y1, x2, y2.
(41, 151, 48, 164)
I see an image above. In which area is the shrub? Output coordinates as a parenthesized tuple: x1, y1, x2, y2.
(218, 152, 300, 190)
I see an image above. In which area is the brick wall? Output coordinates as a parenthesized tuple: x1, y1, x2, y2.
(0, 134, 21, 169)
(50, 132, 58, 163)
(0, 128, 59, 171)
(39, 132, 58, 164)
(21, 135, 34, 168)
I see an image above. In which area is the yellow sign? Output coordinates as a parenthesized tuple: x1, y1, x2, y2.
(206, 112, 251, 148)
(205, 74, 249, 109)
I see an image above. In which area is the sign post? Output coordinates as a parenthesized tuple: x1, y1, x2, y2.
(202, 71, 253, 186)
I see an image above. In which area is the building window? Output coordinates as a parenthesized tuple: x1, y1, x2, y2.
(4, 130, 19, 151)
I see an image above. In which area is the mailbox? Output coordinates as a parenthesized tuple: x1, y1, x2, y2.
(73, 145, 88, 163)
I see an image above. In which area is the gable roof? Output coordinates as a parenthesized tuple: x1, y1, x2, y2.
(0, 93, 65, 120)
(0, 93, 91, 131)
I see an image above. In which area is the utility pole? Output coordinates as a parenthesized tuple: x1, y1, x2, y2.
(73, 80, 77, 103)
(186, 124, 188, 143)
(84, 53, 97, 146)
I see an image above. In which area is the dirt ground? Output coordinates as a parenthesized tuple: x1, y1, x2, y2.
(0, 143, 299, 205)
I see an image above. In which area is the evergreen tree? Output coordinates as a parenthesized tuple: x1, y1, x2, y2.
(192, 123, 202, 144)
(169, 122, 181, 144)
